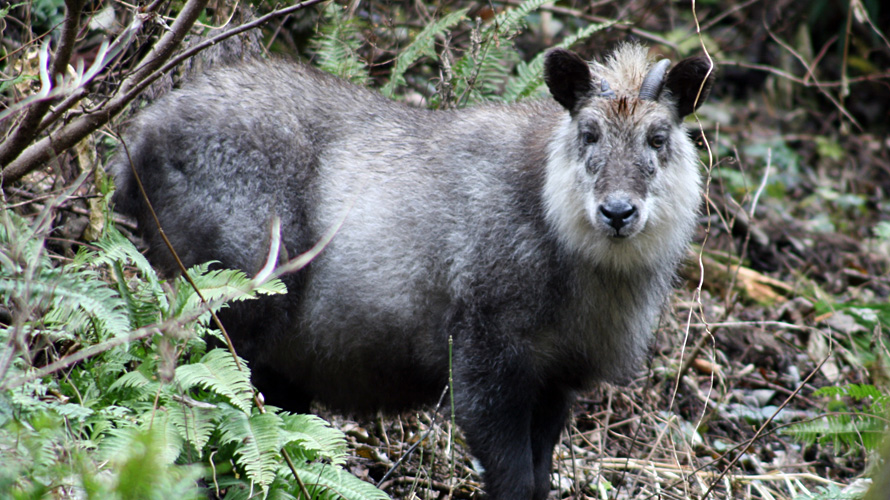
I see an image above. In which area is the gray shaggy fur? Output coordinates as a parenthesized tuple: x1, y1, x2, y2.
(111, 44, 714, 500)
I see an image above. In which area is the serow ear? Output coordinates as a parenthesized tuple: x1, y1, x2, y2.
(663, 56, 715, 118)
(544, 49, 593, 112)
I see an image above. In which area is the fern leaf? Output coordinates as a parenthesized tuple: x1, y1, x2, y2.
(167, 402, 216, 451)
(100, 412, 185, 466)
(99, 427, 203, 498)
(502, 20, 615, 102)
(814, 383, 883, 401)
(88, 226, 169, 327)
(491, 0, 551, 37)
(173, 265, 285, 325)
(109, 368, 159, 398)
(451, 44, 518, 104)
(313, 3, 370, 84)
(218, 409, 283, 494)
(145, 407, 187, 464)
(296, 462, 391, 500)
(174, 349, 254, 413)
(783, 413, 886, 451)
(87, 225, 161, 290)
(2, 268, 133, 339)
(381, 8, 468, 97)
(280, 413, 348, 465)
(215, 475, 299, 500)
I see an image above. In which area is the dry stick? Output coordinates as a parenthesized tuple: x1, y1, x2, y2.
(692, 0, 763, 39)
(763, 20, 862, 131)
(0, 0, 85, 167)
(719, 149, 771, 320)
(377, 385, 451, 488)
(0, 0, 209, 186)
(33, 17, 145, 138)
(674, 0, 717, 388)
(718, 60, 890, 88)
(671, 5, 725, 497)
(1, 0, 328, 187)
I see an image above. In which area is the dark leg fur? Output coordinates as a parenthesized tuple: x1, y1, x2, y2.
(530, 389, 573, 500)
(452, 336, 539, 499)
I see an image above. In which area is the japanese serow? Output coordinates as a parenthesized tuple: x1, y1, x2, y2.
(111, 43, 714, 499)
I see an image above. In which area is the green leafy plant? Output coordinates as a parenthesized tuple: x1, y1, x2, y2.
(783, 384, 889, 452)
(380, 8, 468, 98)
(0, 189, 389, 499)
(447, 0, 610, 105)
(312, 3, 371, 85)
(311, 0, 609, 107)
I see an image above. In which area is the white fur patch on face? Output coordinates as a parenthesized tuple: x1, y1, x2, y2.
(543, 114, 702, 272)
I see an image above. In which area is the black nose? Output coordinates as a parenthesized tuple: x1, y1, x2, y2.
(599, 200, 637, 231)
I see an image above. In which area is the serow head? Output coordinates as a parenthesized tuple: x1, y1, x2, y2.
(542, 46, 714, 264)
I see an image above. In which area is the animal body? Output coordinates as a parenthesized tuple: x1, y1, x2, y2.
(111, 43, 714, 500)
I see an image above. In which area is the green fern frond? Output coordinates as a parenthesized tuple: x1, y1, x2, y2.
(89, 226, 169, 328)
(144, 407, 188, 464)
(783, 414, 886, 451)
(84, 225, 160, 289)
(448, 0, 561, 104)
(99, 426, 142, 462)
(174, 262, 287, 315)
(218, 408, 283, 493)
(9, 382, 93, 422)
(451, 44, 518, 104)
(280, 413, 348, 465)
(100, 414, 185, 466)
(174, 349, 254, 413)
(313, 3, 370, 84)
(502, 20, 615, 102)
(814, 384, 884, 401)
(166, 402, 216, 451)
(99, 427, 204, 499)
(173, 264, 285, 324)
(1, 268, 132, 339)
(296, 462, 391, 500)
(109, 366, 160, 399)
(785, 383, 890, 451)
(491, 0, 551, 37)
(0, 210, 53, 274)
(381, 8, 468, 97)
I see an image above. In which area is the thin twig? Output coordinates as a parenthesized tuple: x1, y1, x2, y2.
(699, 342, 832, 499)
(0, 0, 86, 166)
(1, 0, 327, 186)
(764, 21, 862, 131)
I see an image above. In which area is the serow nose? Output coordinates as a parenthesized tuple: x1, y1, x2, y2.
(599, 200, 637, 231)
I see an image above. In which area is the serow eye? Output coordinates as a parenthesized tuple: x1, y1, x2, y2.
(582, 131, 600, 144)
(649, 134, 667, 149)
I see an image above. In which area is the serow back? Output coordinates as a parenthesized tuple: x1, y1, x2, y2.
(110, 43, 714, 500)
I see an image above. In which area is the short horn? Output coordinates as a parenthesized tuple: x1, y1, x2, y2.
(599, 79, 615, 98)
(639, 59, 671, 101)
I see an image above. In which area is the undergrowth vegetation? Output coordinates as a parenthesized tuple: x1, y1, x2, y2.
(1, 176, 388, 499)
(2, 0, 889, 498)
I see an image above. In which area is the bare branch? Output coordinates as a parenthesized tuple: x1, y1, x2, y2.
(0, 0, 86, 167)
(1, 0, 327, 188)
(0, 0, 208, 186)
